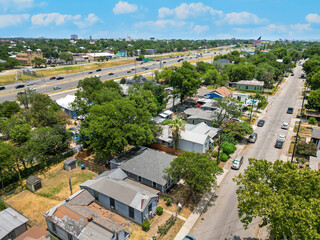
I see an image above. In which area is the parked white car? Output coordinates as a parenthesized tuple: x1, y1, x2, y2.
(277, 134, 286, 142)
(281, 122, 289, 130)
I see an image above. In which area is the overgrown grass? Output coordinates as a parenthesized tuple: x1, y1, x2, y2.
(0, 74, 37, 84)
(36, 182, 65, 199)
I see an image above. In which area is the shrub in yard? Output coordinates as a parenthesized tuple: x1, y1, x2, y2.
(120, 78, 126, 84)
(142, 220, 150, 231)
(308, 117, 317, 125)
(221, 142, 236, 156)
(0, 200, 6, 211)
(166, 197, 172, 206)
(156, 206, 163, 215)
(296, 142, 317, 157)
(220, 153, 229, 162)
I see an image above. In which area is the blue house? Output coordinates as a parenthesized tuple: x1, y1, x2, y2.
(56, 95, 77, 119)
(204, 86, 232, 99)
(80, 169, 159, 225)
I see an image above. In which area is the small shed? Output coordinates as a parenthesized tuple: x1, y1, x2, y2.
(63, 158, 77, 172)
(26, 176, 42, 192)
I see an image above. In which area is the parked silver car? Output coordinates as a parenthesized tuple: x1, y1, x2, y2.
(231, 156, 244, 170)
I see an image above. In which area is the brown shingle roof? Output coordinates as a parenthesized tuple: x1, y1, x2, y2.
(213, 86, 232, 97)
(15, 225, 49, 240)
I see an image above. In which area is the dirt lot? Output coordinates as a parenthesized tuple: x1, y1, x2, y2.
(4, 163, 97, 227)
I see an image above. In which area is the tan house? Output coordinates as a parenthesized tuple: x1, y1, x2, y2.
(16, 49, 43, 65)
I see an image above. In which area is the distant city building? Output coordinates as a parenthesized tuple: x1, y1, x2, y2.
(87, 52, 115, 60)
(71, 34, 78, 39)
(16, 49, 43, 65)
(117, 50, 127, 57)
(145, 49, 157, 55)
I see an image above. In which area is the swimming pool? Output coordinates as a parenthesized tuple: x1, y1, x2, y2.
(246, 100, 258, 105)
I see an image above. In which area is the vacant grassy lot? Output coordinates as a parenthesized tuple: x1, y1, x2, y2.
(5, 164, 97, 227)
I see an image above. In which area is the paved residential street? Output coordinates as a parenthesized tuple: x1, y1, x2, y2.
(189, 63, 305, 240)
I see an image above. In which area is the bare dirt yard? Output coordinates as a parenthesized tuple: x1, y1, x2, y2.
(4, 163, 97, 228)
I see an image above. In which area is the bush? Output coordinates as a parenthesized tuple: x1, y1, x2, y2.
(0, 200, 6, 211)
(156, 206, 163, 215)
(308, 117, 317, 125)
(220, 153, 229, 162)
(166, 197, 172, 206)
(221, 142, 236, 156)
(296, 142, 317, 157)
(120, 78, 126, 84)
(142, 220, 150, 231)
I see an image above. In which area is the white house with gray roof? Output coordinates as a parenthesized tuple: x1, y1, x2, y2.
(110, 147, 176, 193)
(0, 208, 28, 240)
(80, 169, 159, 225)
(158, 122, 219, 153)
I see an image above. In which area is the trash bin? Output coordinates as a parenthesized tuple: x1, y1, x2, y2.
(81, 164, 85, 170)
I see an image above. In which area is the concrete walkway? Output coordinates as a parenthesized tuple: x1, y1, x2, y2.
(174, 169, 229, 240)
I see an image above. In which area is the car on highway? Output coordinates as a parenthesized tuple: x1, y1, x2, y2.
(53, 86, 61, 90)
(183, 235, 196, 240)
(140, 62, 144, 65)
(248, 133, 258, 143)
(29, 88, 36, 91)
(15, 84, 25, 89)
(231, 155, 244, 170)
(95, 75, 101, 78)
(88, 71, 93, 74)
(131, 68, 135, 71)
(257, 120, 265, 127)
(291, 73, 294, 76)
(56, 77, 64, 80)
(287, 107, 294, 114)
(49, 76, 56, 80)
(26, 82, 34, 86)
(127, 70, 131, 73)
(17, 91, 25, 95)
(0, 86, 5, 90)
(281, 122, 289, 130)
(163, 61, 166, 64)
(108, 72, 114, 75)
(96, 69, 102, 72)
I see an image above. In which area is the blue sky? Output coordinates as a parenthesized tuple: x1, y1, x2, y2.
(0, 0, 319, 40)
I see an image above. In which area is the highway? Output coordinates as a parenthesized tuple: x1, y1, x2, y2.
(0, 48, 232, 102)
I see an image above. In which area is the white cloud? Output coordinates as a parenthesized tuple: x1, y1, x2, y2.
(74, 13, 102, 28)
(218, 11, 268, 25)
(193, 25, 209, 34)
(159, 2, 222, 19)
(113, 1, 137, 15)
(290, 23, 311, 32)
(0, 14, 29, 27)
(306, 13, 320, 24)
(31, 13, 80, 26)
(0, 0, 34, 11)
(135, 20, 186, 30)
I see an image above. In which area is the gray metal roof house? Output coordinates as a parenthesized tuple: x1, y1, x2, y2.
(80, 169, 159, 225)
(44, 189, 128, 240)
(0, 208, 28, 240)
(110, 147, 176, 193)
(184, 108, 218, 127)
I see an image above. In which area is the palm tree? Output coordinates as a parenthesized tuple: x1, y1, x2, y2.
(165, 116, 186, 150)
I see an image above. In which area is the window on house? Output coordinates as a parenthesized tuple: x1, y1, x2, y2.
(94, 191, 99, 201)
(138, 176, 142, 182)
(68, 233, 72, 240)
(51, 222, 56, 232)
(246, 86, 248, 89)
(152, 182, 156, 187)
(148, 203, 152, 213)
(8, 231, 16, 239)
(110, 198, 115, 209)
(129, 207, 134, 218)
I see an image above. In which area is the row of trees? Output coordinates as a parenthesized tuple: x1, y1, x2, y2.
(0, 91, 71, 187)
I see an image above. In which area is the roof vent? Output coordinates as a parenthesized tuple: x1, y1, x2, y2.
(87, 214, 94, 222)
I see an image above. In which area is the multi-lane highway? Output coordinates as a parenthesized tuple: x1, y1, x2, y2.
(0, 48, 231, 102)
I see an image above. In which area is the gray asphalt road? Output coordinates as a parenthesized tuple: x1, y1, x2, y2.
(190, 63, 305, 240)
(0, 49, 229, 102)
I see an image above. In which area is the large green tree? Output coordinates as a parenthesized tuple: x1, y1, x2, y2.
(234, 159, 320, 239)
(212, 97, 242, 127)
(169, 61, 201, 101)
(308, 89, 320, 111)
(9, 124, 31, 145)
(165, 152, 222, 197)
(0, 101, 20, 118)
(81, 98, 156, 161)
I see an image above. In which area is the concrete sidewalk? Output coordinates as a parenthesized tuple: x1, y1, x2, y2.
(174, 169, 229, 240)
